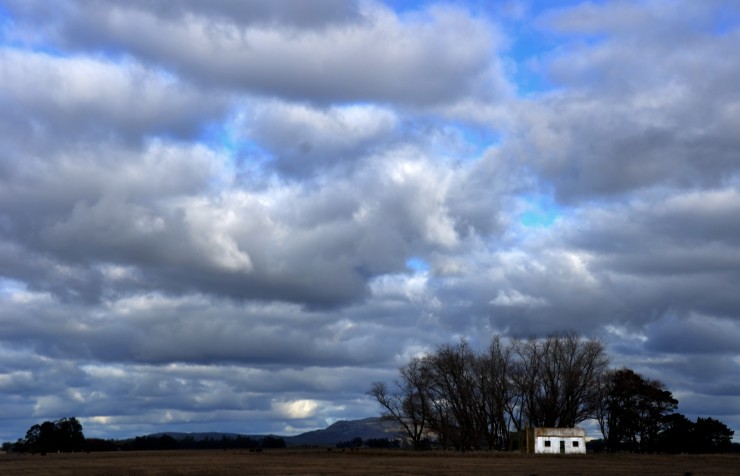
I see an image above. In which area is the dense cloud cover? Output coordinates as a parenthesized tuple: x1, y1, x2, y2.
(1, 0, 739, 441)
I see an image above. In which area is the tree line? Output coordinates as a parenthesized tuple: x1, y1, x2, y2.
(122, 434, 286, 451)
(369, 332, 734, 452)
(3, 417, 286, 453)
(335, 437, 401, 449)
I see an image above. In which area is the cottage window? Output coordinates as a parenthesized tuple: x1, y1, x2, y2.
(544, 440, 551, 447)
(572, 441, 579, 447)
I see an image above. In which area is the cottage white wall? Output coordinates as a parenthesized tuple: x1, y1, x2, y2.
(534, 436, 586, 454)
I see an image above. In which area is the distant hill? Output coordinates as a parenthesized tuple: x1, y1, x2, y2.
(285, 417, 404, 446)
(143, 417, 404, 447)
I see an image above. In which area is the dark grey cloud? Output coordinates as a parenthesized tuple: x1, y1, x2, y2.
(95, 0, 363, 29)
(4, 0, 507, 106)
(636, 353, 740, 435)
(504, 1, 740, 201)
(3, 0, 362, 35)
(0, 284, 431, 368)
(554, 190, 740, 324)
(644, 315, 740, 355)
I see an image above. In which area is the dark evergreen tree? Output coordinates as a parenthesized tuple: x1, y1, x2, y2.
(596, 368, 677, 452)
(693, 417, 734, 453)
(657, 413, 694, 453)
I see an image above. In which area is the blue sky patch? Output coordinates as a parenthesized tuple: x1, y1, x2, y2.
(519, 193, 562, 228)
(406, 257, 430, 273)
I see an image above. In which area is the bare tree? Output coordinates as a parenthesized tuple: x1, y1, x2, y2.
(425, 340, 484, 450)
(554, 332, 609, 427)
(511, 332, 609, 428)
(368, 357, 431, 450)
(479, 336, 514, 449)
(509, 336, 542, 430)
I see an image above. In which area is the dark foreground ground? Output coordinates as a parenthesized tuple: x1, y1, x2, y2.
(2, 449, 739, 475)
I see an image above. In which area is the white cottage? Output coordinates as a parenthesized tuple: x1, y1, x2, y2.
(511, 427, 587, 454)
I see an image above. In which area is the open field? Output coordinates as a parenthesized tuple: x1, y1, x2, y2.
(2, 449, 739, 475)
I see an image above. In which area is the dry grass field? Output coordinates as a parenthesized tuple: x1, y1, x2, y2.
(2, 449, 739, 475)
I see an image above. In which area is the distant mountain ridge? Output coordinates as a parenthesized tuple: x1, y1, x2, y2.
(286, 417, 403, 446)
(146, 417, 403, 447)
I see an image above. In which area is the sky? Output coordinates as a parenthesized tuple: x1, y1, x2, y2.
(1, 0, 739, 443)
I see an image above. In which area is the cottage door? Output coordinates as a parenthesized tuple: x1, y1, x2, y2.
(559, 440, 565, 454)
